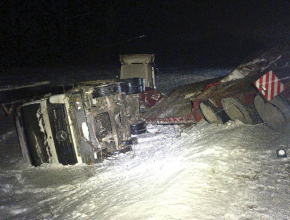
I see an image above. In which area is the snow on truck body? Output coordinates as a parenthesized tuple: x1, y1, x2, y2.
(16, 80, 146, 166)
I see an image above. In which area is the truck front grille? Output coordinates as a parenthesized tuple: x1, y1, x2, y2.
(47, 102, 77, 165)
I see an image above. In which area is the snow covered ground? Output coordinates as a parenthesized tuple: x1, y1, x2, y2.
(0, 67, 290, 220)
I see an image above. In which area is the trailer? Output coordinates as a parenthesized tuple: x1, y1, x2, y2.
(140, 47, 290, 134)
(192, 46, 290, 133)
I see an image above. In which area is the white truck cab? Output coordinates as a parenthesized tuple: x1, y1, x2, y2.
(120, 54, 156, 89)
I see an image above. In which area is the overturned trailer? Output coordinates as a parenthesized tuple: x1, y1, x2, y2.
(193, 46, 290, 133)
(141, 46, 290, 134)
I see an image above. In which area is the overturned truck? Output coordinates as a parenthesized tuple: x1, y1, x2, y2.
(10, 54, 156, 167)
(2, 49, 290, 167)
(15, 79, 146, 166)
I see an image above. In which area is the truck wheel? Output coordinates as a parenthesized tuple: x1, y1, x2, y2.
(221, 97, 261, 124)
(200, 100, 229, 124)
(112, 82, 125, 94)
(94, 84, 113, 97)
(122, 78, 145, 94)
(130, 120, 147, 135)
(254, 94, 290, 133)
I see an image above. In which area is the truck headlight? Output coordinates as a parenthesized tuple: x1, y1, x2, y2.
(75, 97, 82, 110)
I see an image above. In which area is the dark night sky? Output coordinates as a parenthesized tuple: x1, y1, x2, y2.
(1, 0, 290, 68)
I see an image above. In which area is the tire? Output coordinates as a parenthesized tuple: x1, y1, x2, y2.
(93, 84, 114, 97)
(122, 78, 145, 94)
(200, 100, 230, 124)
(221, 97, 261, 125)
(254, 94, 290, 133)
(112, 82, 125, 94)
(130, 120, 147, 135)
